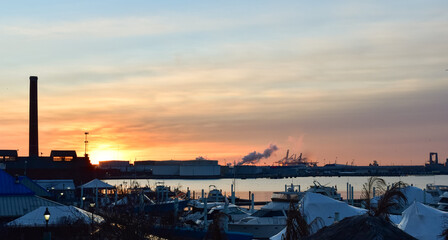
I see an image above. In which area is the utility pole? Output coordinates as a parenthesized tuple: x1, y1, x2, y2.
(84, 132, 89, 157)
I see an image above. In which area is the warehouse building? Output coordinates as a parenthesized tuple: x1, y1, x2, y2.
(134, 159, 220, 177)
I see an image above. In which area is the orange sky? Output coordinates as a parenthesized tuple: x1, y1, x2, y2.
(1, 1, 448, 166)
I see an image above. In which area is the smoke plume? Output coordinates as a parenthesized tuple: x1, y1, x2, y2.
(238, 144, 278, 166)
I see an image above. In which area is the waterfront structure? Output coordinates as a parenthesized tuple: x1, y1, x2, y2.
(0, 77, 94, 183)
(79, 178, 115, 208)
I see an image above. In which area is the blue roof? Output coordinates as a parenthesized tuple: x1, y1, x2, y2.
(0, 169, 34, 196)
(18, 176, 51, 197)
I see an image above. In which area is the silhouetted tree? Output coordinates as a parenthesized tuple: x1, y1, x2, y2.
(283, 201, 309, 240)
(361, 177, 408, 221)
(99, 211, 157, 240)
(361, 176, 386, 213)
(374, 181, 407, 222)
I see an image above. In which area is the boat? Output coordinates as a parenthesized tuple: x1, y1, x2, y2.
(197, 185, 257, 205)
(210, 204, 250, 223)
(228, 200, 290, 239)
(437, 192, 448, 211)
(206, 185, 227, 202)
(271, 181, 341, 202)
(228, 182, 342, 239)
(305, 181, 342, 200)
(228, 186, 300, 239)
(144, 198, 190, 214)
(426, 184, 448, 204)
(184, 203, 251, 228)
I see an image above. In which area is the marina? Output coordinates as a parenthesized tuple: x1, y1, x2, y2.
(2, 170, 448, 239)
(104, 175, 448, 202)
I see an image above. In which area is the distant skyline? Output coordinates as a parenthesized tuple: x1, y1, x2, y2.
(1, 1, 448, 165)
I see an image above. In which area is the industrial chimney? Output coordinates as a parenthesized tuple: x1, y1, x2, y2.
(29, 76, 38, 157)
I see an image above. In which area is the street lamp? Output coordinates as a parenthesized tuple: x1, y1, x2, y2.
(43, 207, 50, 228)
(89, 203, 95, 224)
(43, 207, 51, 240)
(89, 202, 95, 238)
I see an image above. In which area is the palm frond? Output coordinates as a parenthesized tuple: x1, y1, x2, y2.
(360, 176, 386, 213)
(374, 181, 407, 221)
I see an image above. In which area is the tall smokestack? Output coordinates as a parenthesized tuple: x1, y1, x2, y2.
(29, 76, 38, 157)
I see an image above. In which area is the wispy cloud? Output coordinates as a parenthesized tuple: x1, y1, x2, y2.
(1, 1, 448, 165)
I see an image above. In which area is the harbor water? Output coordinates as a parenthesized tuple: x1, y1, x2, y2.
(104, 175, 448, 202)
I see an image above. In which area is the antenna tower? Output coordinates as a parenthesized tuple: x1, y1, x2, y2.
(84, 132, 89, 157)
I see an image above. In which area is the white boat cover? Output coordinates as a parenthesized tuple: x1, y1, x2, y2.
(80, 179, 115, 189)
(372, 186, 435, 206)
(260, 201, 290, 210)
(302, 192, 366, 227)
(7, 206, 104, 227)
(398, 201, 448, 240)
(403, 186, 435, 204)
(189, 200, 223, 209)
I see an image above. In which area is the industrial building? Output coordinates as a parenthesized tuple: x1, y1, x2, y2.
(0, 76, 94, 184)
(98, 160, 131, 172)
(97, 159, 222, 178)
(134, 159, 221, 178)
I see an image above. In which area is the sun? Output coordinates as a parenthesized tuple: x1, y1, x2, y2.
(88, 149, 117, 165)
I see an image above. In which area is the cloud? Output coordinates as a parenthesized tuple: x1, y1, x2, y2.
(1, 1, 448, 164)
(0, 10, 287, 39)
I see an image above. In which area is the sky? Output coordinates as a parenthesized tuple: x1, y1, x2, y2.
(1, 1, 448, 165)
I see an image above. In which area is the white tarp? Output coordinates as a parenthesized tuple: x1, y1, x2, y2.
(402, 186, 435, 204)
(398, 201, 448, 240)
(302, 192, 366, 227)
(7, 206, 104, 227)
(80, 179, 115, 189)
(270, 193, 366, 240)
(372, 186, 435, 207)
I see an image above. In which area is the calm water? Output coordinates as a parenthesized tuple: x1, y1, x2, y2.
(104, 175, 448, 202)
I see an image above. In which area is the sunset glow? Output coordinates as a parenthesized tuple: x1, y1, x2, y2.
(1, 1, 448, 166)
(89, 150, 119, 165)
